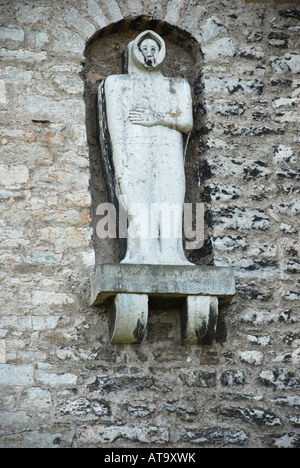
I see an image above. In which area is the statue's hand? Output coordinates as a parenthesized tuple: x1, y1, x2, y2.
(129, 107, 161, 126)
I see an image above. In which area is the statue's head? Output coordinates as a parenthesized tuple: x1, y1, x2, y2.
(125, 30, 166, 73)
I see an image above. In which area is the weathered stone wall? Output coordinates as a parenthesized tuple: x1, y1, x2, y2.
(0, 0, 299, 448)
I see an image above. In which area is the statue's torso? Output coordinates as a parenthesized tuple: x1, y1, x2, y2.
(105, 73, 189, 147)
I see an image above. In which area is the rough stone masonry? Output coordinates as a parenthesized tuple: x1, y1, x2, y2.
(0, 0, 299, 448)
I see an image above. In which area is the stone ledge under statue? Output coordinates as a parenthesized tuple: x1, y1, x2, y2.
(90, 263, 235, 345)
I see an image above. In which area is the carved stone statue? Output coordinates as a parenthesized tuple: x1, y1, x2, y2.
(98, 30, 193, 265)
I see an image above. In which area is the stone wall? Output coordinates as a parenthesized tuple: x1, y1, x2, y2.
(0, 0, 299, 448)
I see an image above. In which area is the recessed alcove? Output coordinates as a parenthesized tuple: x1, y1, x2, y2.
(82, 17, 206, 265)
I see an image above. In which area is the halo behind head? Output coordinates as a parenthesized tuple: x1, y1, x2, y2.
(134, 30, 166, 69)
(123, 30, 166, 73)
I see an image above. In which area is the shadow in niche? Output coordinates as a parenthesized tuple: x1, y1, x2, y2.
(82, 17, 206, 266)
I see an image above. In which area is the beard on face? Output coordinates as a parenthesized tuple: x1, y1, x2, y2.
(145, 56, 156, 67)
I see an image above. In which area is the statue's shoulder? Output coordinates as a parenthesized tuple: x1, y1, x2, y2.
(104, 74, 130, 86)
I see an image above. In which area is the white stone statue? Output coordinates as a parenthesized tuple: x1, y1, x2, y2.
(99, 30, 193, 265)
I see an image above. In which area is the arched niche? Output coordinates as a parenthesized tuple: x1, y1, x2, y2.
(82, 17, 205, 265)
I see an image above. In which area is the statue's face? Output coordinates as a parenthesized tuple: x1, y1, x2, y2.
(139, 38, 160, 67)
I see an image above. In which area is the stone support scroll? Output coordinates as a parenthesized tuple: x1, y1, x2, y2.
(181, 296, 219, 346)
(108, 294, 148, 345)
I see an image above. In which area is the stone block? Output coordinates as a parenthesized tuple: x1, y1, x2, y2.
(0, 80, 6, 105)
(43, 132, 64, 146)
(210, 207, 271, 231)
(91, 264, 234, 345)
(43, 210, 90, 229)
(1, 143, 53, 167)
(203, 183, 240, 202)
(259, 370, 300, 390)
(197, 16, 226, 43)
(0, 364, 34, 386)
(278, 200, 300, 216)
(0, 164, 29, 187)
(15, 5, 52, 25)
(89, 376, 154, 393)
(180, 428, 248, 446)
(32, 291, 75, 306)
(212, 235, 247, 252)
(60, 150, 89, 169)
(52, 27, 85, 57)
(0, 66, 34, 84)
(269, 29, 290, 47)
(65, 8, 96, 40)
(0, 340, 6, 364)
(0, 411, 30, 428)
(181, 3, 206, 33)
(164, 0, 184, 25)
(37, 226, 92, 250)
(0, 128, 36, 143)
(0, 48, 47, 63)
(1, 0, 299, 448)
(202, 38, 236, 61)
(243, 309, 297, 325)
(17, 94, 84, 122)
(181, 296, 218, 345)
(204, 99, 245, 117)
(35, 32, 49, 49)
(271, 53, 300, 74)
(65, 192, 91, 207)
(109, 293, 148, 344)
(20, 388, 52, 411)
(121, 0, 143, 17)
(247, 335, 272, 346)
(221, 370, 245, 387)
(272, 396, 300, 409)
(200, 156, 271, 182)
(180, 370, 217, 388)
(88, 0, 109, 29)
(99, 0, 123, 22)
(0, 316, 32, 330)
(31, 316, 61, 331)
(0, 253, 23, 264)
(239, 350, 263, 365)
(219, 407, 282, 427)
(0, 28, 24, 43)
(239, 45, 264, 59)
(274, 144, 295, 163)
(50, 73, 84, 96)
(59, 397, 110, 417)
(36, 370, 77, 386)
(64, 227, 92, 248)
(200, 76, 264, 95)
(76, 424, 169, 446)
(81, 251, 95, 267)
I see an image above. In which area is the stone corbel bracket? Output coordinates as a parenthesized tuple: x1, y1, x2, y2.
(90, 264, 235, 345)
